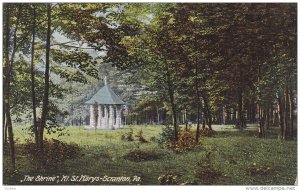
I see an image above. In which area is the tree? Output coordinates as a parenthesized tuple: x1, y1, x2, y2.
(30, 4, 38, 145)
(3, 3, 16, 171)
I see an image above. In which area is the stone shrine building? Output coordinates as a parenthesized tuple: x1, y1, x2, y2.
(85, 80, 125, 130)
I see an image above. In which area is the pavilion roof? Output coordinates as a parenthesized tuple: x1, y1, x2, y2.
(85, 84, 125, 105)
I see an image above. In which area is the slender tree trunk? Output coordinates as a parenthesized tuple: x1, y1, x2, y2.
(222, 106, 226, 125)
(284, 83, 290, 140)
(251, 98, 256, 123)
(165, 60, 178, 141)
(242, 96, 247, 128)
(266, 102, 270, 129)
(195, 84, 202, 141)
(185, 108, 188, 131)
(4, 3, 16, 171)
(196, 102, 201, 142)
(5, 100, 15, 170)
(4, 122, 8, 144)
(236, 91, 243, 129)
(232, 109, 236, 124)
(39, 4, 52, 152)
(270, 107, 274, 127)
(258, 106, 265, 138)
(226, 109, 230, 124)
(202, 95, 212, 130)
(277, 92, 285, 140)
(289, 87, 294, 138)
(3, 103, 6, 144)
(30, 5, 38, 145)
(156, 107, 160, 125)
(202, 112, 206, 129)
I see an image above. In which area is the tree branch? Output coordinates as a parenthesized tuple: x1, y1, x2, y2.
(50, 41, 78, 46)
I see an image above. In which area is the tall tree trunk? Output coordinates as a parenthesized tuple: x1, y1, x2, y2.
(270, 107, 274, 127)
(165, 60, 178, 141)
(258, 106, 265, 138)
(289, 87, 294, 138)
(226, 109, 230, 124)
(185, 108, 188, 131)
(195, 84, 203, 141)
(4, 3, 16, 171)
(194, 58, 204, 140)
(277, 92, 285, 140)
(3, 103, 6, 144)
(202, 94, 212, 130)
(196, 102, 201, 142)
(266, 102, 270, 129)
(30, 5, 38, 145)
(222, 106, 226, 125)
(39, 4, 52, 152)
(236, 91, 243, 129)
(4, 99, 15, 170)
(232, 109, 236, 124)
(251, 98, 256, 123)
(4, 123, 8, 144)
(156, 107, 160, 125)
(202, 112, 206, 129)
(284, 83, 290, 140)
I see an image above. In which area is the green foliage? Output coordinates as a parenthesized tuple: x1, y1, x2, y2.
(157, 125, 175, 146)
(123, 149, 161, 162)
(194, 152, 222, 185)
(246, 163, 275, 177)
(158, 126, 199, 152)
(200, 127, 217, 137)
(20, 138, 80, 168)
(135, 129, 148, 143)
(3, 125, 298, 185)
(158, 171, 179, 185)
(149, 136, 156, 142)
(121, 128, 134, 141)
(167, 131, 197, 152)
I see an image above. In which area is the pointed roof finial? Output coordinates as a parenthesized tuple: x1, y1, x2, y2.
(104, 76, 107, 85)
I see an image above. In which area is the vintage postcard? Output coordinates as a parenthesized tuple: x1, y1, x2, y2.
(2, 1, 297, 191)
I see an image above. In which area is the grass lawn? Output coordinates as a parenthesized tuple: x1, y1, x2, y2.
(3, 124, 297, 185)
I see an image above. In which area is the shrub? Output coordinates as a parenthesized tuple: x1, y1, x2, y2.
(167, 131, 197, 152)
(150, 136, 156, 142)
(123, 149, 160, 162)
(200, 127, 216, 137)
(246, 163, 275, 176)
(157, 125, 175, 146)
(121, 128, 134, 141)
(20, 138, 80, 168)
(158, 171, 179, 185)
(135, 130, 148, 143)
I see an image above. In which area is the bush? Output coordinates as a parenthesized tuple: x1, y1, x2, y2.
(123, 149, 160, 162)
(200, 127, 216, 137)
(157, 125, 175, 145)
(158, 171, 179, 185)
(246, 163, 275, 176)
(20, 138, 80, 168)
(150, 136, 156, 142)
(135, 130, 148, 143)
(167, 131, 197, 152)
(121, 128, 134, 141)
